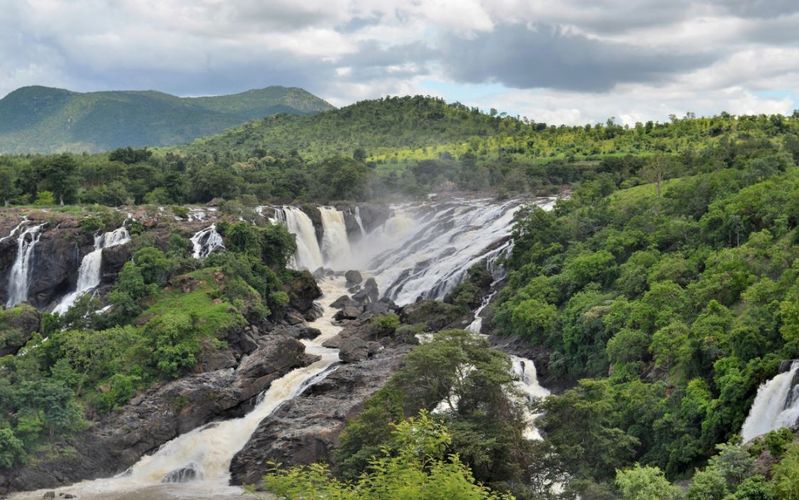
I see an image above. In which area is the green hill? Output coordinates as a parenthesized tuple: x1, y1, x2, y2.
(182, 95, 510, 160)
(0, 85, 334, 153)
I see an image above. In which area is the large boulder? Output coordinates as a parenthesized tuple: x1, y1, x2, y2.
(0, 304, 41, 356)
(229, 345, 412, 486)
(352, 277, 379, 304)
(345, 270, 363, 287)
(287, 271, 322, 314)
(399, 300, 470, 331)
(334, 305, 363, 321)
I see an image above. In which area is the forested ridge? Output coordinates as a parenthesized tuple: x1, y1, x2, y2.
(2, 97, 799, 498)
(1, 96, 798, 207)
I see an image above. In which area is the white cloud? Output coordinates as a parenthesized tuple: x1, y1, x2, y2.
(0, 0, 797, 123)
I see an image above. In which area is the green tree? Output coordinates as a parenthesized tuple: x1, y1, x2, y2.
(615, 464, 680, 500)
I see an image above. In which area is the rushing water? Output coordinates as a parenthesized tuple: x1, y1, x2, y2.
(191, 225, 225, 259)
(318, 207, 351, 267)
(5, 223, 45, 308)
(274, 207, 324, 271)
(741, 361, 799, 442)
(273, 197, 553, 306)
(53, 226, 131, 314)
(12, 278, 347, 500)
(12, 196, 556, 497)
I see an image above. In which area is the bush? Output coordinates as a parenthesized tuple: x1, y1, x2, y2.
(615, 464, 680, 500)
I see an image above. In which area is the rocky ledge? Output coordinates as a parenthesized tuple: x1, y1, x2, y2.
(0, 334, 316, 494)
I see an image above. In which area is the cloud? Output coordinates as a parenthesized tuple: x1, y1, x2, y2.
(438, 23, 715, 92)
(0, 0, 797, 123)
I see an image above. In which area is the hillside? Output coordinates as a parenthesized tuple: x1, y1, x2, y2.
(0, 85, 334, 153)
(182, 95, 510, 161)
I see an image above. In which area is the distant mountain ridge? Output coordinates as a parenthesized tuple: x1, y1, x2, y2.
(0, 85, 335, 153)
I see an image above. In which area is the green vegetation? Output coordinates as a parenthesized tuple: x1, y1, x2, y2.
(3, 97, 798, 206)
(493, 126, 799, 496)
(264, 410, 512, 499)
(0, 85, 333, 153)
(0, 220, 297, 468)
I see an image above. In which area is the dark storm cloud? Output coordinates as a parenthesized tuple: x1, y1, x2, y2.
(439, 24, 716, 92)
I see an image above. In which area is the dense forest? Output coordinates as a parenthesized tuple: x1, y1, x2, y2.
(1, 96, 798, 206)
(2, 97, 799, 498)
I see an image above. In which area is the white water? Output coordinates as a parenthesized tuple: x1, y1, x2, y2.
(0, 219, 27, 244)
(510, 355, 550, 440)
(741, 362, 799, 442)
(53, 226, 131, 314)
(5, 223, 45, 308)
(353, 207, 367, 239)
(319, 207, 351, 267)
(13, 278, 347, 500)
(275, 207, 324, 271)
(191, 225, 225, 259)
(365, 199, 534, 305)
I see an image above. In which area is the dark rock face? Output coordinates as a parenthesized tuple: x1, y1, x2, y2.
(0, 236, 18, 304)
(28, 231, 85, 308)
(100, 244, 131, 284)
(352, 277, 379, 304)
(229, 346, 411, 486)
(356, 204, 392, 234)
(0, 335, 314, 494)
(0, 304, 41, 356)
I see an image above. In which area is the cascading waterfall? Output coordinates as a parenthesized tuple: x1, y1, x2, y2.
(741, 361, 799, 442)
(5, 223, 45, 308)
(13, 278, 348, 500)
(364, 198, 536, 305)
(275, 207, 324, 271)
(0, 219, 27, 244)
(510, 355, 550, 440)
(319, 207, 351, 267)
(53, 226, 131, 314)
(13, 196, 558, 498)
(353, 207, 367, 239)
(191, 225, 225, 259)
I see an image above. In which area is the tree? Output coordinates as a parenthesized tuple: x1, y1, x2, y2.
(615, 464, 680, 500)
(33, 154, 79, 205)
(265, 411, 512, 500)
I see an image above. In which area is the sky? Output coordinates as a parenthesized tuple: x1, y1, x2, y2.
(1, 0, 798, 125)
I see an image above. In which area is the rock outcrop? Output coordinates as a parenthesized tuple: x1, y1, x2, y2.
(229, 345, 411, 486)
(0, 304, 41, 356)
(0, 334, 315, 494)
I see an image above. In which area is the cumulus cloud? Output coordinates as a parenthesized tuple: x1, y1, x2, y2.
(0, 0, 797, 123)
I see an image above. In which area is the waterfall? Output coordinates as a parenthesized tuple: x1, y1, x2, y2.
(53, 226, 131, 315)
(5, 224, 45, 308)
(0, 219, 27, 244)
(510, 355, 550, 440)
(191, 225, 225, 259)
(467, 290, 497, 334)
(353, 207, 367, 238)
(319, 207, 351, 268)
(276, 207, 324, 271)
(741, 362, 799, 442)
(12, 278, 347, 499)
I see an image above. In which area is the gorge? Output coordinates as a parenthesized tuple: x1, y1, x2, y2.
(1, 195, 554, 498)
